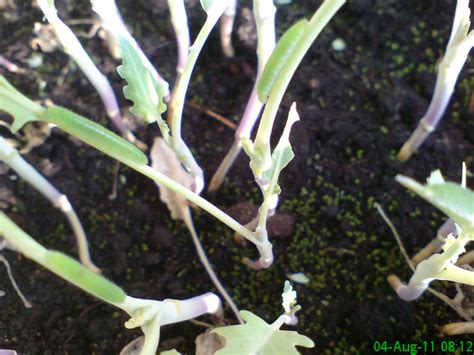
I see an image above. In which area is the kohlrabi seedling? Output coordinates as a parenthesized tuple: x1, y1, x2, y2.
(388, 168, 474, 301)
(0, 1, 348, 351)
(36, 0, 140, 145)
(397, 0, 474, 161)
(210, 281, 314, 354)
(0, 75, 270, 269)
(209, 0, 277, 192)
(0, 213, 221, 355)
(165, 0, 230, 194)
(90, 0, 170, 96)
(239, 0, 346, 269)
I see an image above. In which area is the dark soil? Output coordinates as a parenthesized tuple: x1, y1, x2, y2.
(1, 0, 473, 354)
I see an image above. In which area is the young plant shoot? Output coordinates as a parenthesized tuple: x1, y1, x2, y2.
(0, 75, 272, 269)
(90, 0, 170, 96)
(243, 103, 300, 269)
(0, 212, 221, 354)
(397, 0, 474, 161)
(209, 0, 277, 191)
(36, 0, 139, 145)
(240, 0, 346, 269)
(166, 0, 230, 194)
(210, 281, 314, 354)
(116, 0, 231, 195)
(0, 136, 98, 273)
(388, 169, 474, 301)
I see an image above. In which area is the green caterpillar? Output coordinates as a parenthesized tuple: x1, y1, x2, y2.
(42, 106, 148, 165)
(45, 251, 126, 304)
(257, 19, 309, 103)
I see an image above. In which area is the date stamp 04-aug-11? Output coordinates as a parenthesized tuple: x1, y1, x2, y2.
(372, 340, 473, 354)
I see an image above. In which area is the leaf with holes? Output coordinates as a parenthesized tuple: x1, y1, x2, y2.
(212, 310, 314, 355)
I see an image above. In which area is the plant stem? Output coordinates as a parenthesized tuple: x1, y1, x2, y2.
(397, 0, 474, 161)
(441, 322, 474, 335)
(0, 212, 48, 263)
(0, 56, 25, 73)
(168, 2, 229, 193)
(0, 75, 273, 268)
(0, 137, 99, 272)
(253, 0, 345, 150)
(167, 0, 191, 73)
(129, 163, 260, 246)
(182, 208, 243, 324)
(209, 0, 276, 191)
(220, 0, 237, 57)
(437, 264, 474, 286)
(37, 0, 137, 142)
(397, 65, 455, 161)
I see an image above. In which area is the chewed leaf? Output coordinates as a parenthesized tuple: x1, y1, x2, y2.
(396, 173, 474, 229)
(117, 38, 167, 124)
(212, 310, 314, 355)
(262, 103, 299, 193)
(257, 20, 309, 103)
(150, 137, 194, 220)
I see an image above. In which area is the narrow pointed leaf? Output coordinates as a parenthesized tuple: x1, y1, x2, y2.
(257, 20, 309, 103)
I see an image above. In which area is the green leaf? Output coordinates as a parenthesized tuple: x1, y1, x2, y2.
(42, 106, 148, 165)
(212, 310, 314, 355)
(243, 137, 272, 178)
(117, 38, 167, 125)
(257, 20, 309, 103)
(262, 103, 299, 193)
(396, 171, 474, 230)
(45, 251, 126, 304)
(0, 76, 44, 132)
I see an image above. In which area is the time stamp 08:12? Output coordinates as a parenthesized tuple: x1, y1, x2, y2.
(373, 340, 473, 354)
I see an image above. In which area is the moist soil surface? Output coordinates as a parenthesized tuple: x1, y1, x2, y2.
(0, 0, 473, 354)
